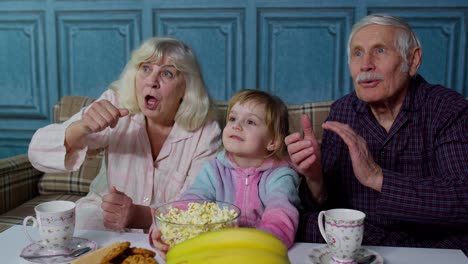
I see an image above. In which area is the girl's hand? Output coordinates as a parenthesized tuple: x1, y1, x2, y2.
(150, 208, 170, 259)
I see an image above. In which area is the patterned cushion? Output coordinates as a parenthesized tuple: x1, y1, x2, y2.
(287, 101, 334, 142)
(54, 96, 97, 123)
(38, 153, 103, 195)
(0, 154, 42, 214)
(214, 102, 228, 129)
(0, 194, 83, 228)
(38, 96, 103, 195)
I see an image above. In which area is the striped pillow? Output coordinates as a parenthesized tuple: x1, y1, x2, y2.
(38, 152, 103, 195)
(287, 101, 334, 142)
(39, 96, 102, 195)
(0, 154, 42, 215)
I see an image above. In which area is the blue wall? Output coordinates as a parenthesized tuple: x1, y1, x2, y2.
(1, 0, 467, 158)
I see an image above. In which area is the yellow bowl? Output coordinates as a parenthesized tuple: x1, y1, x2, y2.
(153, 199, 241, 247)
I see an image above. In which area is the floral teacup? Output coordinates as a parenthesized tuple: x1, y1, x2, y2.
(23, 201, 76, 252)
(318, 208, 365, 263)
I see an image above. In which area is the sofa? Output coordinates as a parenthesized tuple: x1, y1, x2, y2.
(0, 95, 333, 233)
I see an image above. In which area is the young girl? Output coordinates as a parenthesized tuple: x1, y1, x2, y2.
(150, 90, 301, 255)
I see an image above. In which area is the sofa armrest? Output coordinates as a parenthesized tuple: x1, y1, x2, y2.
(0, 154, 43, 214)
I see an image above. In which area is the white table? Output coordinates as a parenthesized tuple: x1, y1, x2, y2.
(288, 243, 467, 264)
(0, 225, 466, 263)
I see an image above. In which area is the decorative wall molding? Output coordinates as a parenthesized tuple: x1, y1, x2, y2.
(0, 1, 467, 158)
(154, 8, 244, 99)
(0, 11, 47, 119)
(56, 10, 141, 98)
(258, 9, 353, 104)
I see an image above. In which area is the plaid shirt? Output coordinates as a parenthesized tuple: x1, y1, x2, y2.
(297, 75, 468, 254)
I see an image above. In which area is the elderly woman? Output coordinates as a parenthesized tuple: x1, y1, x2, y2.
(28, 37, 221, 231)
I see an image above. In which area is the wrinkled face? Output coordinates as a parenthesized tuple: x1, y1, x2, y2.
(222, 101, 275, 165)
(349, 24, 412, 106)
(135, 57, 186, 124)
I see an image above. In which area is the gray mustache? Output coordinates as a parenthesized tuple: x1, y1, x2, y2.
(356, 72, 384, 83)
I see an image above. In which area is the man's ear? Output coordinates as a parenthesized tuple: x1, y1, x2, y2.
(408, 47, 422, 76)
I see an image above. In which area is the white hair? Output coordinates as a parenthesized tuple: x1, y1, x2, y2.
(347, 14, 421, 72)
(110, 37, 216, 131)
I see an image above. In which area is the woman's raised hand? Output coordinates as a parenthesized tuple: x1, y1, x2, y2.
(81, 100, 129, 133)
(65, 100, 129, 150)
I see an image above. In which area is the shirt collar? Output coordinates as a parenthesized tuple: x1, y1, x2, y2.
(165, 122, 194, 143)
(132, 113, 194, 143)
(220, 150, 288, 171)
(400, 74, 427, 112)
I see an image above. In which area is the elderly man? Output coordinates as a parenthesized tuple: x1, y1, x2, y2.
(286, 14, 467, 253)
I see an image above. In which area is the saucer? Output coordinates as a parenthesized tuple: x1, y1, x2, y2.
(20, 237, 97, 264)
(307, 245, 384, 264)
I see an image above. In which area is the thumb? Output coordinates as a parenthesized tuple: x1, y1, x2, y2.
(109, 108, 129, 129)
(301, 114, 317, 142)
(119, 108, 130, 117)
(109, 185, 124, 195)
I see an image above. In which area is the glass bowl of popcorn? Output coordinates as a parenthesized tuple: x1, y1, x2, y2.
(153, 199, 241, 247)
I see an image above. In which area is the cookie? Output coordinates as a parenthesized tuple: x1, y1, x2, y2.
(72, 242, 121, 264)
(100, 241, 131, 264)
(128, 247, 156, 258)
(122, 254, 157, 264)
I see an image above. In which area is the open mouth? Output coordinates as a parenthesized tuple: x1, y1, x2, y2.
(229, 135, 243, 141)
(145, 95, 159, 110)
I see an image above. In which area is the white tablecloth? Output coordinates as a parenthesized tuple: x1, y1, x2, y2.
(1, 225, 466, 263)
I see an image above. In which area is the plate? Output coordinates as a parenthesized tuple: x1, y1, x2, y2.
(20, 237, 97, 264)
(307, 245, 384, 264)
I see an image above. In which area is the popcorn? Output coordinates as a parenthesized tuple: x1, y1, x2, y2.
(156, 201, 239, 247)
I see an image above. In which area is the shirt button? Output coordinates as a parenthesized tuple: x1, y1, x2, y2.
(143, 197, 149, 203)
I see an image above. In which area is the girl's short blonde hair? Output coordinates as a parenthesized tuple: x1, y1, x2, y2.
(226, 89, 289, 159)
(110, 37, 215, 131)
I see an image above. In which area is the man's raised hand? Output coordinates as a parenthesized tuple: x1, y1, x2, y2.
(285, 114, 322, 180)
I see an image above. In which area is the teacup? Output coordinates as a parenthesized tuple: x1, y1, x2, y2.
(22, 200, 76, 252)
(318, 208, 366, 263)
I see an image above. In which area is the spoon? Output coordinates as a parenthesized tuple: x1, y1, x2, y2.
(357, 254, 377, 264)
(20, 246, 92, 259)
